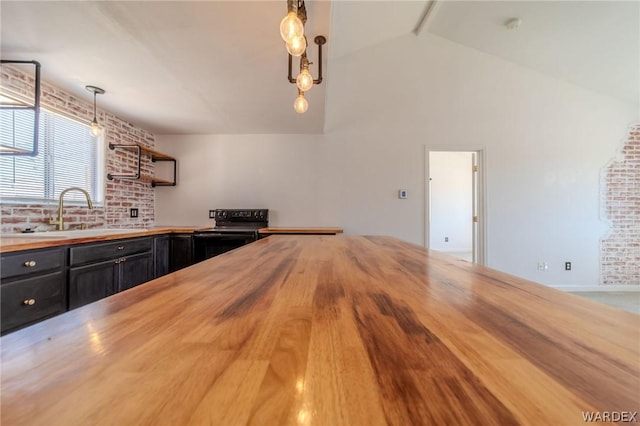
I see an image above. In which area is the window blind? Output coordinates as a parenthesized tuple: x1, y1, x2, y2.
(0, 107, 102, 203)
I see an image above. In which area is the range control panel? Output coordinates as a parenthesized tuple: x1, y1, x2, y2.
(212, 209, 268, 223)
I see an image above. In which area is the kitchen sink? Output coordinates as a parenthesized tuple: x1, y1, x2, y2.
(2, 229, 148, 239)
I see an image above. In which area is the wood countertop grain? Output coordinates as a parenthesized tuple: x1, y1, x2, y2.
(0, 226, 211, 253)
(1, 236, 638, 425)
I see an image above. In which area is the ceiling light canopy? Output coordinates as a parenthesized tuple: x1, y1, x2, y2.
(280, 0, 326, 114)
(85, 85, 105, 137)
(505, 17, 522, 30)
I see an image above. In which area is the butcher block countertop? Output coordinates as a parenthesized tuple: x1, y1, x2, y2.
(1, 236, 638, 425)
(258, 227, 343, 234)
(0, 226, 210, 253)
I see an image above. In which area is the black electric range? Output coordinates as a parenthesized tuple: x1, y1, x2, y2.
(193, 209, 268, 261)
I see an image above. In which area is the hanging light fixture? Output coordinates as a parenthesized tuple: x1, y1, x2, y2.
(85, 85, 105, 137)
(280, 0, 326, 114)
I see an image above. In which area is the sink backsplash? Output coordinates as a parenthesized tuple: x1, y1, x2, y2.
(0, 65, 156, 234)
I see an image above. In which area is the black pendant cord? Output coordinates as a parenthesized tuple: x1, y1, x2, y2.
(92, 91, 97, 122)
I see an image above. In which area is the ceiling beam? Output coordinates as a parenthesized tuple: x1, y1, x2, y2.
(413, 0, 441, 36)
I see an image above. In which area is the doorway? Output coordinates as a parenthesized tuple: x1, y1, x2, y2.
(425, 148, 485, 264)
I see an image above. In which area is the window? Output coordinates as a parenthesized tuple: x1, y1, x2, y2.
(0, 105, 104, 204)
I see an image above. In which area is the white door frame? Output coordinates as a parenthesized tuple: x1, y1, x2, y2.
(424, 146, 487, 266)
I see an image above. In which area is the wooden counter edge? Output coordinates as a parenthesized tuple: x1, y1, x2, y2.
(0, 226, 213, 253)
(258, 227, 344, 234)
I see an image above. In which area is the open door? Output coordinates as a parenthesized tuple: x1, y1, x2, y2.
(427, 149, 485, 264)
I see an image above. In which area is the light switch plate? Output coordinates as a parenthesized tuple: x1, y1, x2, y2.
(399, 190, 408, 199)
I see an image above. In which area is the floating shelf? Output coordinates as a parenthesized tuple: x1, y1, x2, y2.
(107, 143, 176, 187)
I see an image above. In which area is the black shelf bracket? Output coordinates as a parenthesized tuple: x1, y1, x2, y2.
(107, 143, 141, 180)
(151, 157, 176, 187)
(0, 60, 41, 156)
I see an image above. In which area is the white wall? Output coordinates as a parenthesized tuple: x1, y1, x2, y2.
(157, 32, 639, 289)
(429, 152, 473, 252)
(154, 134, 324, 227)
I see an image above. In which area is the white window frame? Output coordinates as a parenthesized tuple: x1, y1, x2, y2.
(0, 98, 105, 206)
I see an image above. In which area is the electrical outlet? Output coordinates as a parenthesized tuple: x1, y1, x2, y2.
(537, 261, 549, 271)
(565, 262, 572, 271)
(209, 210, 215, 219)
(129, 208, 138, 218)
(444, 237, 449, 242)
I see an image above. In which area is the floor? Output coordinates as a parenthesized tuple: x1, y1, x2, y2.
(448, 251, 473, 262)
(569, 292, 640, 315)
(441, 251, 639, 315)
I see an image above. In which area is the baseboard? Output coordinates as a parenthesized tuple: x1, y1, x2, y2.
(553, 285, 640, 292)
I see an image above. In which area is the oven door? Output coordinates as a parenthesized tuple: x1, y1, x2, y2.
(193, 232, 257, 262)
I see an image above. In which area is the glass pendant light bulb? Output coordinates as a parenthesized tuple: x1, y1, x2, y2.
(86, 85, 105, 137)
(294, 93, 308, 114)
(90, 119, 102, 137)
(296, 68, 313, 92)
(280, 11, 304, 43)
(286, 35, 307, 57)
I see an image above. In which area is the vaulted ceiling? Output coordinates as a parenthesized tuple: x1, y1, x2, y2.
(1, 1, 637, 135)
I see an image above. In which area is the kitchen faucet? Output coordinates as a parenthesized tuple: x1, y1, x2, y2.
(49, 187, 94, 231)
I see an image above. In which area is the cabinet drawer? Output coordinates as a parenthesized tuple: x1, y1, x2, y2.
(70, 237, 152, 266)
(1, 271, 66, 334)
(1, 248, 65, 280)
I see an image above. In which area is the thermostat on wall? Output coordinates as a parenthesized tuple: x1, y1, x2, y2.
(399, 189, 408, 199)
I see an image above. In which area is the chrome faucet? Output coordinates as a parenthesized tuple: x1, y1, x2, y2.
(49, 187, 94, 231)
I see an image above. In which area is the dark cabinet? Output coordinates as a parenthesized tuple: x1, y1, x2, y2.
(69, 237, 153, 310)
(170, 234, 194, 272)
(0, 248, 66, 335)
(153, 235, 170, 278)
(1, 232, 196, 333)
(69, 259, 117, 309)
(118, 251, 153, 292)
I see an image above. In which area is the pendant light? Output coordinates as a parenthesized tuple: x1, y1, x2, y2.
(279, 1, 304, 44)
(85, 85, 105, 137)
(286, 35, 307, 57)
(280, 0, 326, 114)
(293, 90, 308, 114)
(296, 57, 313, 92)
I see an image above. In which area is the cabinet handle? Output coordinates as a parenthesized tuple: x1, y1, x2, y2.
(115, 257, 126, 264)
(22, 299, 36, 306)
(23, 260, 37, 267)
(117, 246, 125, 251)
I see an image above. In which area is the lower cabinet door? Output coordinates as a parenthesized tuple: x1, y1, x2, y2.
(69, 260, 117, 310)
(170, 235, 194, 272)
(153, 236, 170, 279)
(118, 251, 153, 292)
(1, 271, 66, 335)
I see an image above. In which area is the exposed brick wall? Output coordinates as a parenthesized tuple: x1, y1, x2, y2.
(0, 64, 156, 233)
(601, 124, 640, 285)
